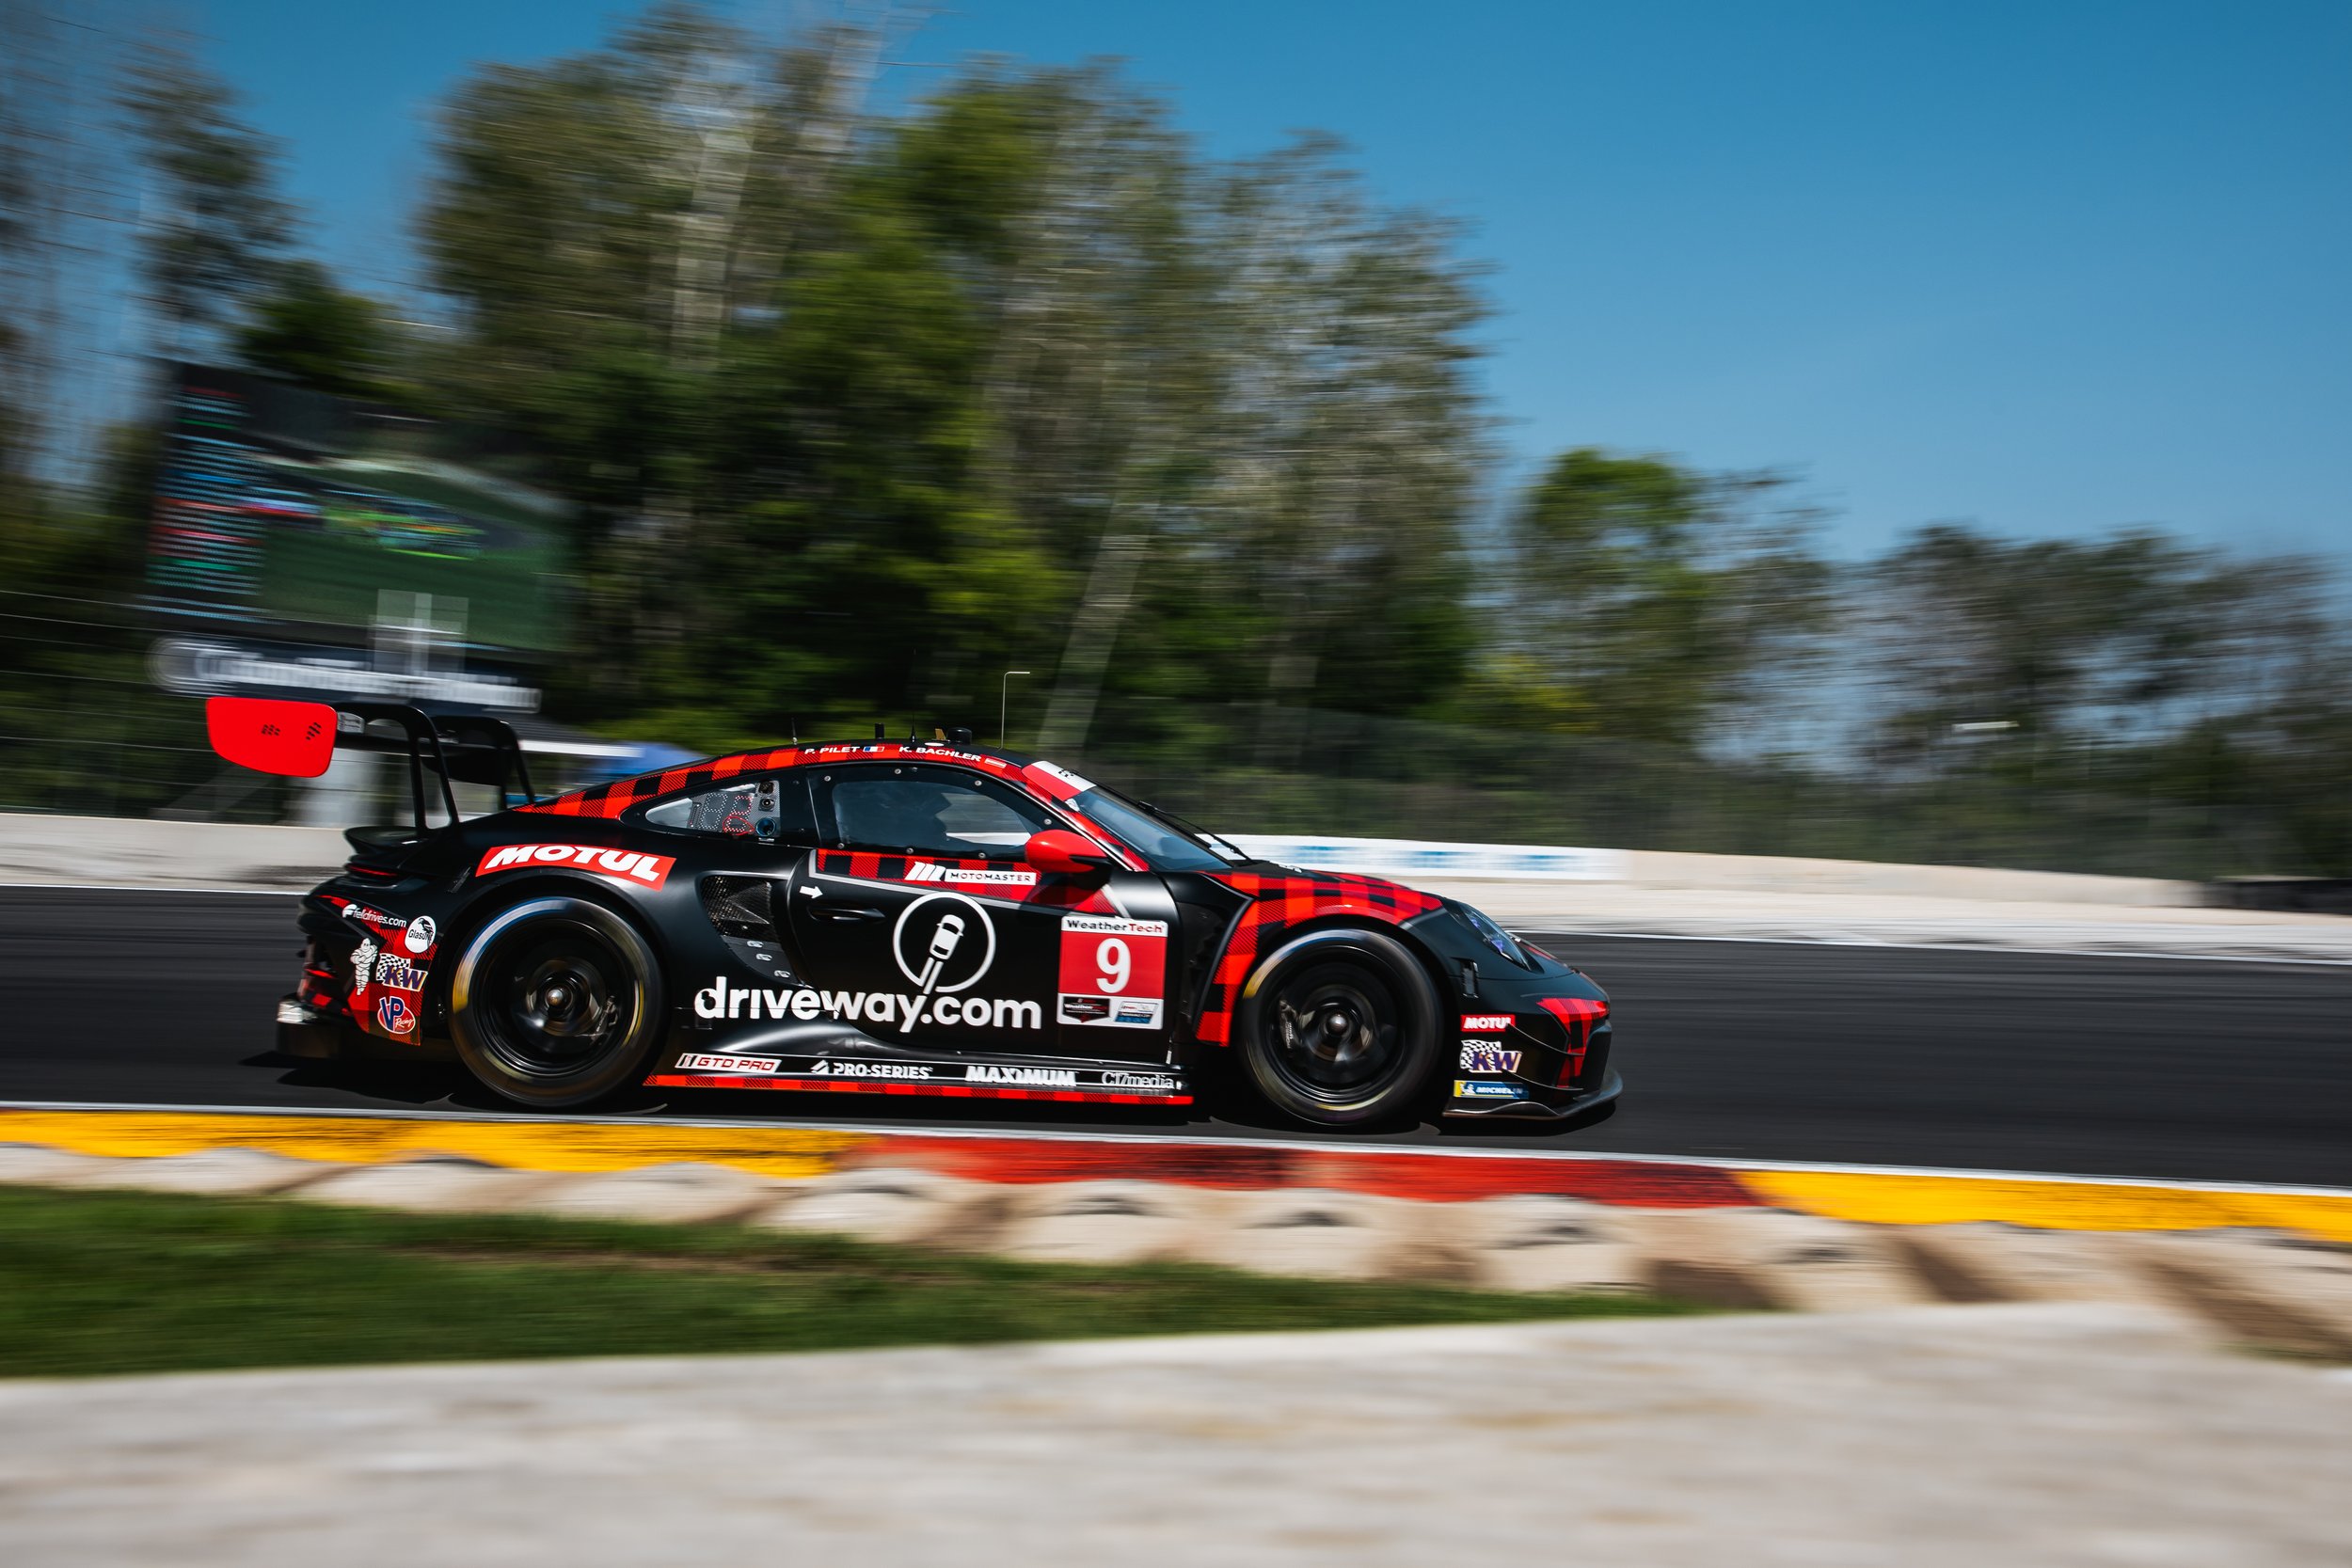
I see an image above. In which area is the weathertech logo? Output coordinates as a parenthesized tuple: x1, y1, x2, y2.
(1461, 1013, 1514, 1032)
(477, 844, 676, 887)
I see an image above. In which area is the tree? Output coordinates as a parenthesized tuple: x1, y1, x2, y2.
(119, 39, 294, 358)
(1485, 448, 1828, 746)
(234, 261, 395, 402)
(412, 9, 1497, 749)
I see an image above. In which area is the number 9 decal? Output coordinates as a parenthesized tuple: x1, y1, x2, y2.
(1057, 915, 1168, 1029)
(1097, 937, 1131, 994)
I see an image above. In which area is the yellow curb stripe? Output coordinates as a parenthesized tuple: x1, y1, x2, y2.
(0, 1109, 870, 1180)
(1740, 1169, 2352, 1245)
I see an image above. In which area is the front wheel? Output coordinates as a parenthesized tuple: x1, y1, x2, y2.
(1234, 927, 1440, 1128)
(450, 896, 665, 1108)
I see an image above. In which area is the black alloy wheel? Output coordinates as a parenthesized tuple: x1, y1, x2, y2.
(450, 896, 665, 1108)
(1235, 927, 1440, 1127)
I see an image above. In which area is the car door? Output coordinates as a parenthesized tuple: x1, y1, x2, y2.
(637, 772, 821, 991)
(787, 760, 1173, 1062)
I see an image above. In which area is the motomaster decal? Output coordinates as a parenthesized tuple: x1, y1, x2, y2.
(904, 862, 1038, 888)
(403, 914, 436, 956)
(1057, 913, 1167, 1029)
(675, 1052, 782, 1073)
(1459, 1043, 1522, 1073)
(476, 844, 677, 888)
(1461, 1013, 1513, 1032)
(691, 976, 1044, 1032)
(376, 994, 417, 1037)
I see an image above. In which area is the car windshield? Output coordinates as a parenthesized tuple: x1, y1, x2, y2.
(1070, 787, 1236, 872)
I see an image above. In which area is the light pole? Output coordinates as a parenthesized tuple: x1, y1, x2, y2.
(999, 671, 1032, 748)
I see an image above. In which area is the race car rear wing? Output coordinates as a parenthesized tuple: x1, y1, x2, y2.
(205, 696, 540, 838)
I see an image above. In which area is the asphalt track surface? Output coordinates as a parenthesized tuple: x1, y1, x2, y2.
(3, 886, 2346, 1188)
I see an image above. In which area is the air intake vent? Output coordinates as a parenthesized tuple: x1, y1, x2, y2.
(700, 877, 776, 938)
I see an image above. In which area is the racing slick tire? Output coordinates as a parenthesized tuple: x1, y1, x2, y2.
(1234, 927, 1441, 1128)
(449, 896, 666, 1109)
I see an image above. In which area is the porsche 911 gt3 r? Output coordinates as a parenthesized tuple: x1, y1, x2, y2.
(216, 698, 1619, 1130)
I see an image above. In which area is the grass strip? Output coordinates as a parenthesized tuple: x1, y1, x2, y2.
(0, 1183, 1702, 1379)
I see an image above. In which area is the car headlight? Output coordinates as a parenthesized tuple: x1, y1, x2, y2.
(1452, 901, 1534, 968)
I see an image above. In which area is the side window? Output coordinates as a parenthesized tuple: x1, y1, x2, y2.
(641, 774, 819, 846)
(820, 765, 1053, 860)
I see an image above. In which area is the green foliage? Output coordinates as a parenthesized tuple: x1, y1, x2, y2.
(1482, 449, 1830, 745)
(118, 39, 295, 355)
(233, 261, 397, 402)
(0, 1184, 1695, 1378)
(409, 13, 1491, 743)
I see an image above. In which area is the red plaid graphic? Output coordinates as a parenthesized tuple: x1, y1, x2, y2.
(1193, 872, 1443, 1045)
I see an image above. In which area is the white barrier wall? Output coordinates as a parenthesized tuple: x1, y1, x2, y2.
(1227, 834, 1630, 883)
(0, 809, 2198, 911)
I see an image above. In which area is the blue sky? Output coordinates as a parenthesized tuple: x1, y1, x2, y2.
(182, 0, 2351, 561)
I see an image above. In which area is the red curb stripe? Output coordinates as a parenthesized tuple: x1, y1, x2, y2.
(850, 1136, 1760, 1207)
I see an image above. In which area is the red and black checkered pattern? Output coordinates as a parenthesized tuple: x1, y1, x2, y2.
(521, 747, 807, 820)
(1193, 872, 1444, 1045)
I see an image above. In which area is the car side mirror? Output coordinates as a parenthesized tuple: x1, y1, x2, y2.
(1025, 828, 1117, 877)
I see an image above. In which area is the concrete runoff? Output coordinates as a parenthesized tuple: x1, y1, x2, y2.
(756, 1165, 1009, 1249)
(1186, 1186, 1426, 1282)
(1626, 1208, 1942, 1312)
(1, 1306, 2345, 1567)
(2120, 1231, 2352, 1359)
(992, 1179, 1232, 1266)
(292, 1157, 564, 1214)
(0, 1143, 113, 1184)
(1892, 1222, 2172, 1307)
(515, 1162, 787, 1226)
(1454, 1194, 1650, 1294)
(57, 1146, 329, 1196)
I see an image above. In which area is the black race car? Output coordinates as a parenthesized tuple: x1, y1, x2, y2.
(213, 698, 1618, 1130)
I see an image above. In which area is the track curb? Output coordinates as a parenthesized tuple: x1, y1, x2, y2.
(4, 1103, 2350, 1353)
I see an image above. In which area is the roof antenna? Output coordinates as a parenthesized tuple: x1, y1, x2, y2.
(789, 715, 798, 743)
(873, 722, 885, 740)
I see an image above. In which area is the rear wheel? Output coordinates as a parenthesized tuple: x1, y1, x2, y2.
(1234, 927, 1439, 1128)
(450, 896, 665, 1108)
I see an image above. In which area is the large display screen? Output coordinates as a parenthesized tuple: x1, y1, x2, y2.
(145, 365, 568, 655)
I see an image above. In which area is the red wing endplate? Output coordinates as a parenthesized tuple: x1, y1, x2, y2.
(206, 696, 339, 778)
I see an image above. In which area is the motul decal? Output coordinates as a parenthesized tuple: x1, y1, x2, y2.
(476, 844, 676, 887)
(1461, 1013, 1514, 1032)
